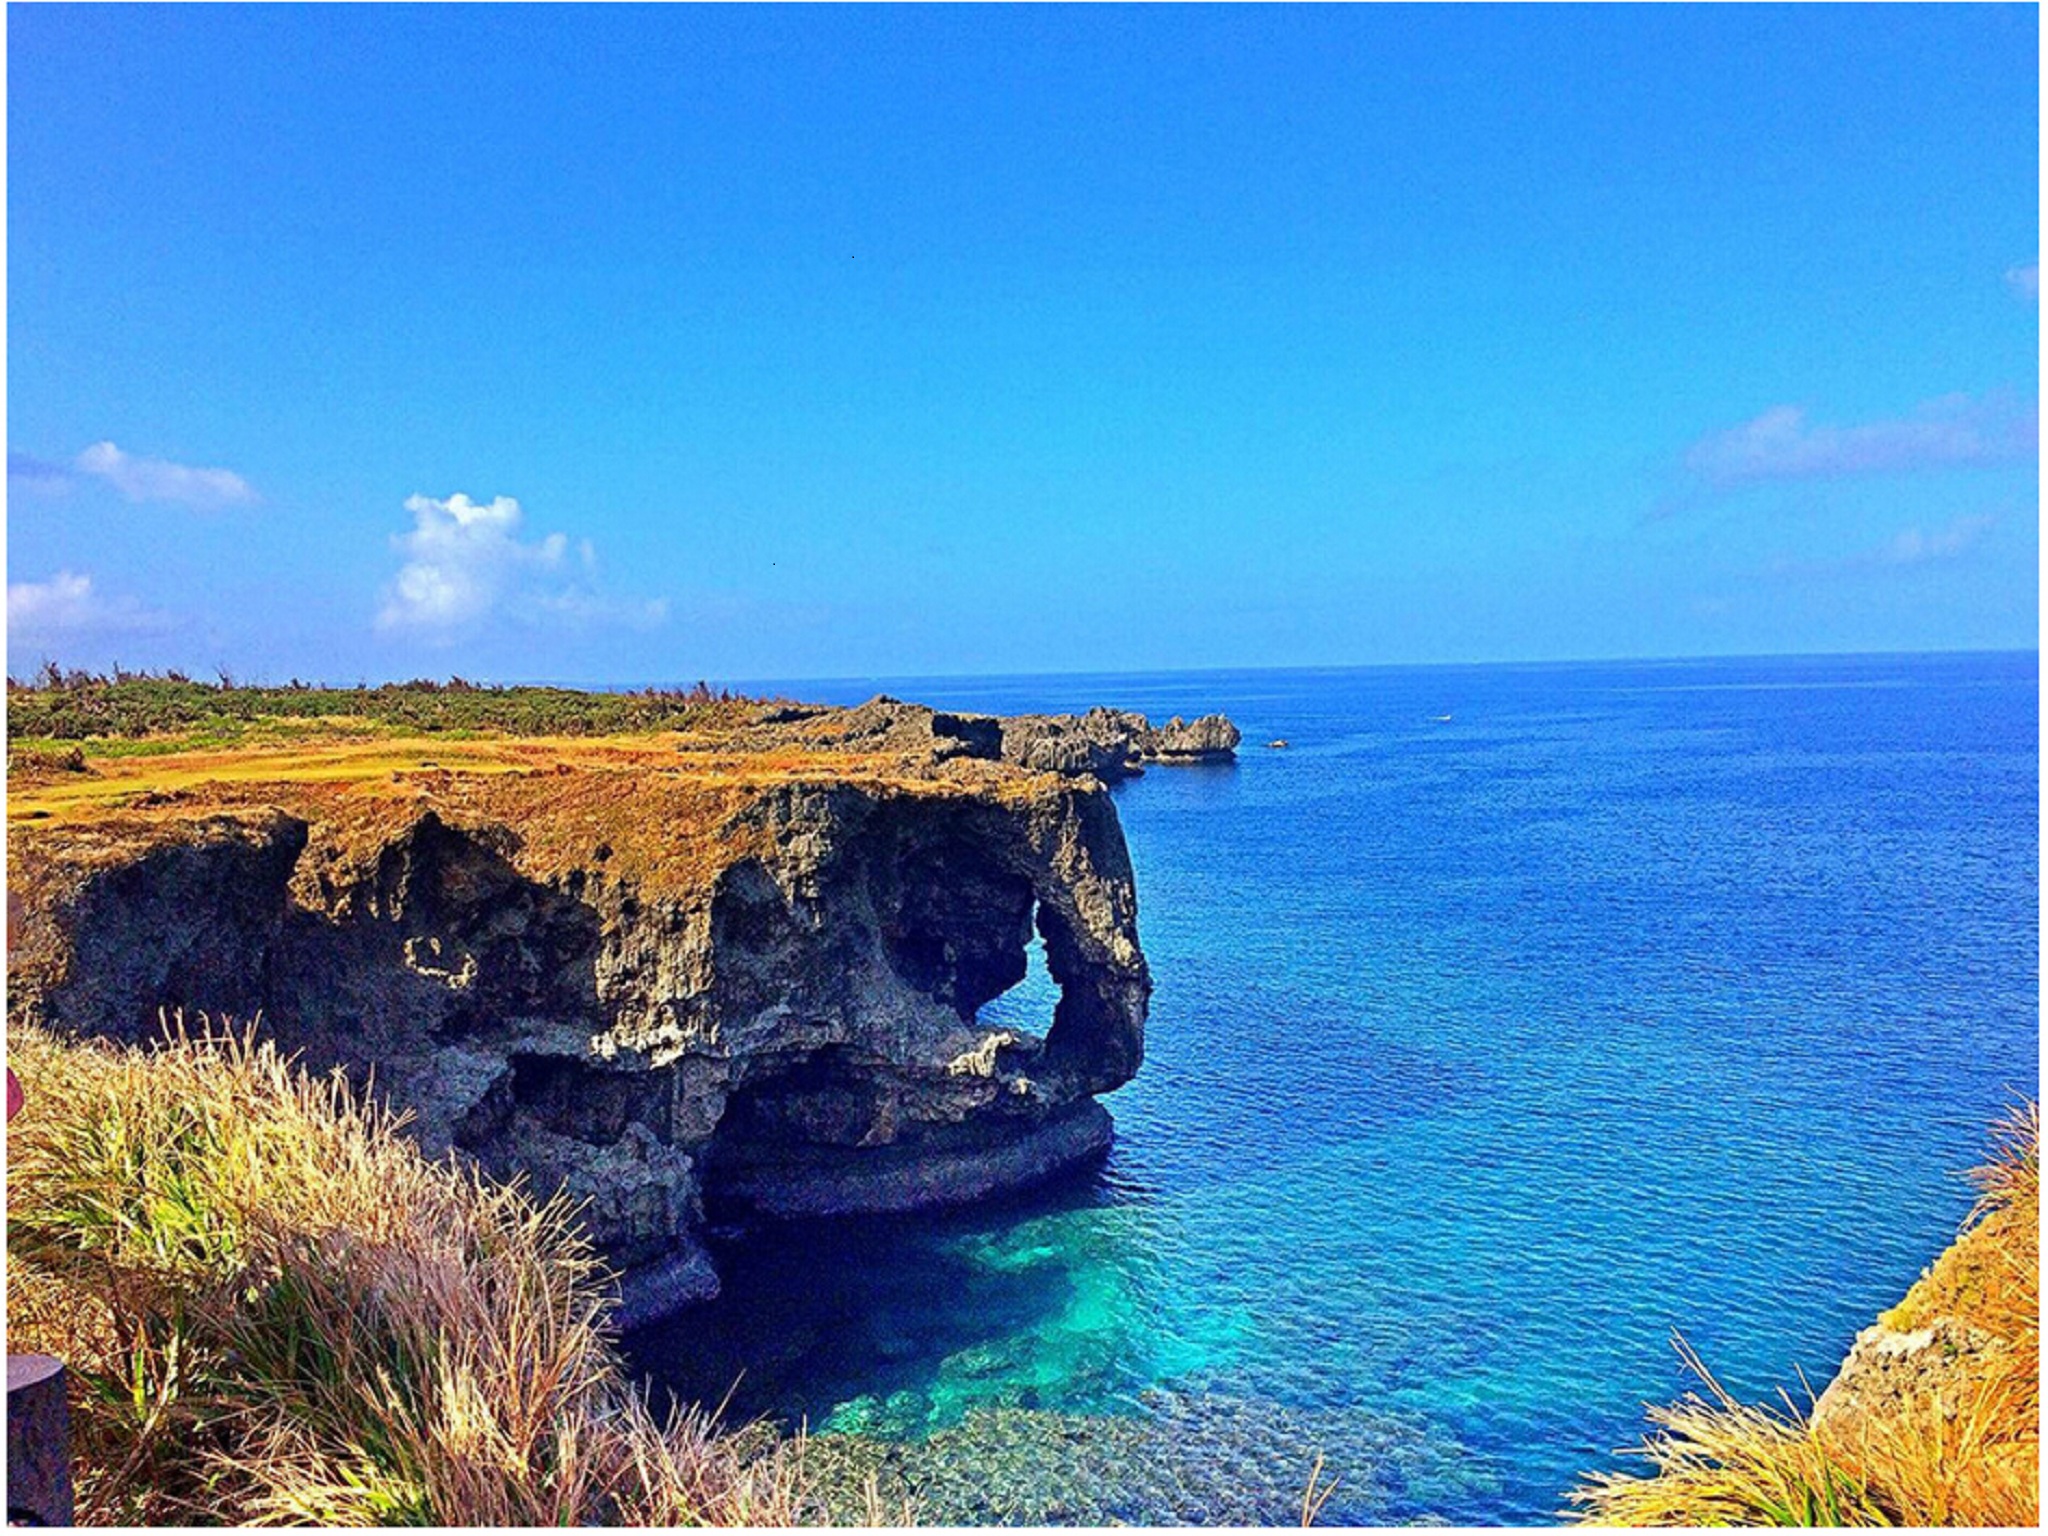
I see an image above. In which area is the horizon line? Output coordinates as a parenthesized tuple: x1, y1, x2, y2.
(21, 643, 2029, 694)
(707, 643, 2039, 693)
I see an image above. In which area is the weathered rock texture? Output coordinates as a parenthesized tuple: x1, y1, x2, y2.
(7, 747, 1150, 1326)
(739, 698, 1241, 782)
(1812, 1316, 2002, 1438)
(1143, 713, 1243, 764)
(1809, 1166, 2036, 1471)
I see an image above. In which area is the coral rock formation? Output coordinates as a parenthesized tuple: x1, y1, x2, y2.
(739, 698, 1242, 783)
(7, 746, 1151, 1325)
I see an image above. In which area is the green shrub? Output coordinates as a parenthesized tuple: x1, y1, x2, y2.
(5, 668, 765, 744)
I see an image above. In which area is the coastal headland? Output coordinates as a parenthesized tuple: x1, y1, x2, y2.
(7, 692, 1238, 1323)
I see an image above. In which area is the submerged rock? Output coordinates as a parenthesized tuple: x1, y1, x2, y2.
(7, 746, 1150, 1324)
(794, 1385, 1493, 1526)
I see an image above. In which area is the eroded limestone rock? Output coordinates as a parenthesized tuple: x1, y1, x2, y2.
(1145, 713, 1242, 763)
(737, 698, 1242, 782)
(1811, 1315, 2009, 1445)
(7, 753, 1151, 1325)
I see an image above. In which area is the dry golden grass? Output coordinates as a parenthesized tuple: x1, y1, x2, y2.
(1821, 1102, 2039, 1529)
(4, 1021, 844, 1526)
(1568, 1104, 2039, 1527)
(8, 732, 1068, 915)
(1566, 1337, 1894, 1527)
(5, 729, 1060, 822)
(6, 735, 699, 824)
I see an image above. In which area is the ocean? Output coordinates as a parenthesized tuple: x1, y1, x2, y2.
(625, 651, 2039, 1524)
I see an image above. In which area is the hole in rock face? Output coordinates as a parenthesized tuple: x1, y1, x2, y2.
(710, 1046, 899, 1154)
(505, 1051, 667, 1146)
(878, 845, 1037, 1021)
(698, 891, 1095, 1222)
(976, 922, 1061, 1034)
(695, 820, 1131, 1222)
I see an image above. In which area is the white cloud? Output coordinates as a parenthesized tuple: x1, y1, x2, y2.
(75, 440, 258, 510)
(1683, 393, 2037, 488)
(7, 571, 172, 643)
(1873, 513, 1997, 565)
(1766, 514, 1999, 578)
(2007, 262, 2039, 302)
(537, 589, 671, 626)
(376, 493, 666, 635)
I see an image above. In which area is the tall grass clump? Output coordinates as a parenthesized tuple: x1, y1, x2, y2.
(1568, 1103, 2039, 1527)
(4, 1021, 818, 1526)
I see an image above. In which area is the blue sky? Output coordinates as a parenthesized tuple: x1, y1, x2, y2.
(7, 4, 2038, 684)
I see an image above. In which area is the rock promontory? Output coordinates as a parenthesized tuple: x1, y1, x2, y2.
(737, 697, 1242, 781)
(6, 732, 1154, 1325)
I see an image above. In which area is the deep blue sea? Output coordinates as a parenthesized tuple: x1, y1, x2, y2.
(629, 652, 2039, 1525)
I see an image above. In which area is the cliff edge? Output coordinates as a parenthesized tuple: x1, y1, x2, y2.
(7, 733, 1152, 1325)
(732, 696, 1243, 779)
(1570, 1105, 2038, 1525)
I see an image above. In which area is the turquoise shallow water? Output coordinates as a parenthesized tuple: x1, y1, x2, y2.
(628, 652, 2038, 1524)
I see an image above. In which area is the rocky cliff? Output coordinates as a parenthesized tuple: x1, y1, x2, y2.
(735, 698, 1243, 781)
(6, 738, 1151, 1325)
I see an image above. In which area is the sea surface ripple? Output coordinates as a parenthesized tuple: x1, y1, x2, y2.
(628, 652, 2038, 1525)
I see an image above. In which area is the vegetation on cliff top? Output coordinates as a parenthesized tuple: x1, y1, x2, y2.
(5, 673, 1067, 875)
(6, 736, 1066, 934)
(6, 666, 764, 750)
(1568, 1104, 2039, 1527)
(3, 1022, 887, 1527)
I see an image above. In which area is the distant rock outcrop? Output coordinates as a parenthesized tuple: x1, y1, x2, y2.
(1143, 713, 1242, 764)
(734, 697, 1002, 762)
(740, 698, 1241, 782)
(997, 708, 1154, 781)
